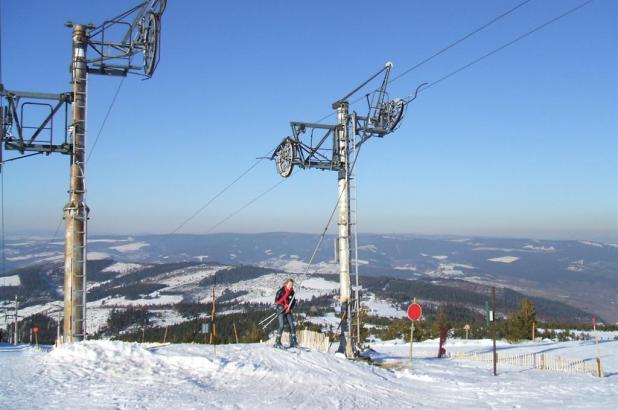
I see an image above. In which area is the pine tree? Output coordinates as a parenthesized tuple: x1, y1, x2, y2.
(506, 298, 536, 341)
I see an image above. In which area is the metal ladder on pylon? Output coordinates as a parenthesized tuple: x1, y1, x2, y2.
(349, 129, 361, 349)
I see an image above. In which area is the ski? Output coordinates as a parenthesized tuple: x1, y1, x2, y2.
(273, 345, 310, 354)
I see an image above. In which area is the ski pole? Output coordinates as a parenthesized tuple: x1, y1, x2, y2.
(261, 310, 282, 330)
(258, 311, 278, 326)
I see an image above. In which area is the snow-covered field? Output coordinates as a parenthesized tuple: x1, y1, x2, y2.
(0, 274, 21, 286)
(258, 257, 339, 274)
(488, 256, 520, 263)
(0, 338, 616, 409)
(110, 242, 150, 252)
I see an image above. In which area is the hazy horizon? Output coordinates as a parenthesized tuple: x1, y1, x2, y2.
(4, 227, 616, 245)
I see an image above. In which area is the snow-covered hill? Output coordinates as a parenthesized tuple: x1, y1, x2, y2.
(0, 339, 616, 409)
(3, 232, 617, 321)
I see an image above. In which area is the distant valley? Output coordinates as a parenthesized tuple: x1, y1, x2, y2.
(1, 233, 616, 326)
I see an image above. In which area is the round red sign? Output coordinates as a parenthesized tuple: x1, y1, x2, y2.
(407, 303, 422, 321)
(32, 327, 39, 333)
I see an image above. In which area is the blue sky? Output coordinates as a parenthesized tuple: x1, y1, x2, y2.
(1, 0, 616, 242)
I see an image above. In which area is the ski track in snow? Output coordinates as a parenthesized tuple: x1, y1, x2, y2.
(0, 340, 616, 409)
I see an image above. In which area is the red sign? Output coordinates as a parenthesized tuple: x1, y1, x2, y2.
(32, 327, 39, 333)
(407, 303, 422, 321)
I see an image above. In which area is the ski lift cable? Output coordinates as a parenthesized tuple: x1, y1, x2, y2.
(415, 0, 593, 95)
(41, 219, 64, 256)
(388, 0, 535, 86)
(86, 76, 126, 164)
(168, 154, 270, 235)
(202, 176, 288, 235)
(168, 95, 352, 236)
(313, 0, 538, 123)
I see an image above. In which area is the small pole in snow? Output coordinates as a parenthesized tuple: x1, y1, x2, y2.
(409, 321, 414, 366)
(233, 321, 239, 344)
(210, 272, 217, 356)
(163, 326, 168, 344)
(407, 298, 422, 369)
(409, 297, 416, 367)
(492, 287, 497, 376)
(13, 296, 18, 345)
(593, 317, 602, 377)
(56, 310, 61, 346)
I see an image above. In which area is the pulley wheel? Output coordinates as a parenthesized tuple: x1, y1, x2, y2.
(275, 138, 295, 178)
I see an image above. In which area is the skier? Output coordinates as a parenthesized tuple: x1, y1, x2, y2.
(274, 278, 297, 348)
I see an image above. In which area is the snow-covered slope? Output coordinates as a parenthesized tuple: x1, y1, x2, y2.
(0, 339, 616, 409)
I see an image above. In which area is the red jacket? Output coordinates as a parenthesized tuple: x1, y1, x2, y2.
(275, 286, 295, 312)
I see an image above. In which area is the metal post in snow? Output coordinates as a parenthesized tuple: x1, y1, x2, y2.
(409, 297, 416, 367)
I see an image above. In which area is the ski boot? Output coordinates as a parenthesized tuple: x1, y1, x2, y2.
(273, 334, 283, 349)
(289, 333, 298, 348)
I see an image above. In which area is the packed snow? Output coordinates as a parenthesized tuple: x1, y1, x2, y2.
(0, 339, 616, 409)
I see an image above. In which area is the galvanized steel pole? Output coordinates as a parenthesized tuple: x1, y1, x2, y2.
(63, 24, 89, 343)
(336, 101, 353, 358)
